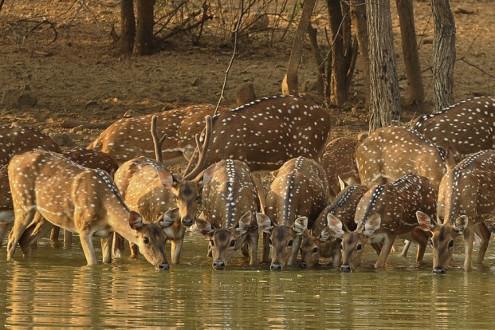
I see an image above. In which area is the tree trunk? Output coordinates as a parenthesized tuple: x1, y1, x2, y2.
(133, 0, 155, 55)
(432, 0, 456, 111)
(367, 0, 401, 131)
(396, 0, 424, 106)
(327, 0, 349, 106)
(350, 0, 369, 106)
(120, 0, 135, 54)
(283, 0, 317, 95)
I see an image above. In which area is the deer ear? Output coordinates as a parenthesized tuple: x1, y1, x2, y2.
(237, 211, 255, 235)
(364, 214, 381, 235)
(293, 216, 308, 236)
(256, 213, 273, 234)
(159, 208, 179, 228)
(326, 214, 344, 238)
(454, 215, 469, 234)
(194, 217, 214, 236)
(416, 211, 434, 232)
(338, 176, 348, 192)
(158, 169, 176, 189)
(129, 211, 144, 230)
(197, 164, 216, 187)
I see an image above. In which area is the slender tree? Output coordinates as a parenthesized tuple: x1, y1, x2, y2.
(133, 0, 155, 55)
(120, 0, 136, 54)
(367, 0, 401, 131)
(432, 0, 456, 111)
(350, 0, 370, 106)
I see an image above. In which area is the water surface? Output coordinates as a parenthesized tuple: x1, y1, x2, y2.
(1, 234, 495, 328)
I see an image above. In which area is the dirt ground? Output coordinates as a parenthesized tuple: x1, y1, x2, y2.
(0, 0, 493, 148)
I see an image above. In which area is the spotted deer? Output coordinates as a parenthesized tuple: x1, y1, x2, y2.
(331, 174, 436, 272)
(319, 137, 361, 198)
(112, 115, 213, 263)
(257, 157, 330, 270)
(178, 95, 331, 179)
(49, 147, 119, 247)
(299, 184, 368, 268)
(412, 96, 495, 159)
(89, 104, 223, 164)
(194, 159, 261, 270)
(0, 126, 60, 245)
(356, 126, 455, 188)
(6, 149, 169, 270)
(416, 150, 495, 274)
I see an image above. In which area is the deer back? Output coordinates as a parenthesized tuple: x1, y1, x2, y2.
(88, 105, 219, 164)
(201, 159, 258, 229)
(356, 126, 448, 188)
(319, 136, 360, 198)
(265, 157, 329, 226)
(63, 147, 118, 176)
(438, 150, 495, 225)
(0, 126, 60, 166)
(413, 96, 495, 158)
(354, 174, 437, 235)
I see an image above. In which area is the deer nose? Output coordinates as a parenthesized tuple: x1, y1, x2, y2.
(182, 217, 194, 227)
(270, 263, 282, 271)
(157, 263, 169, 271)
(300, 262, 307, 269)
(341, 264, 351, 273)
(212, 260, 225, 270)
(433, 267, 446, 274)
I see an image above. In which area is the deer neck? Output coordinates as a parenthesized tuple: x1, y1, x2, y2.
(105, 202, 139, 245)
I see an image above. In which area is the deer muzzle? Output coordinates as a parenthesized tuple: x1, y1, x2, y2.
(270, 263, 282, 271)
(182, 217, 194, 227)
(433, 266, 446, 274)
(340, 264, 351, 273)
(157, 263, 169, 271)
(212, 259, 225, 270)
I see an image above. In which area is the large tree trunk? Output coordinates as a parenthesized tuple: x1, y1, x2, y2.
(327, 0, 350, 106)
(396, 0, 424, 106)
(432, 0, 456, 111)
(282, 0, 317, 95)
(120, 0, 135, 55)
(350, 0, 369, 106)
(367, 0, 401, 131)
(133, 0, 155, 55)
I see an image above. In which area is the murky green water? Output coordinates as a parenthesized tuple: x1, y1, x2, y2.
(1, 234, 495, 328)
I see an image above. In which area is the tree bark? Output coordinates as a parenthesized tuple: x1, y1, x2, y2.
(120, 0, 135, 55)
(432, 0, 456, 111)
(327, 0, 350, 106)
(283, 0, 317, 95)
(396, 0, 424, 106)
(367, 0, 401, 131)
(350, 0, 369, 106)
(133, 0, 155, 55)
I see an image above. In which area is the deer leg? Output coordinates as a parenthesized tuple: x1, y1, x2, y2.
(371, 242, 383, 255)
(101, 236, 112, 264)
(0, 222, 10, 246)
(129, 242, 139, 259)
(475, 222, 491, 264)
(170, 239, 183, 264)
(79, 231, 97, 266)
(241, 242, 249, 258)
(249, 231, 259, 266)
(252, 173, 266, 212)
(288, 235, 302, 266)
(112, 233, 125, 259)
(49, 226, 60, 246)
(400, 240, 412, 258)
(262, 232, 270, 264)
(463, 227, 475, 272)
(374, 235, 396, 269)
(19, 213, 49, 255)
(7, 209, 36, 261)
(64, 230, 73, 249)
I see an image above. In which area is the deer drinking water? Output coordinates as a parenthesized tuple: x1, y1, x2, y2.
(257, 157, 330, 270)
(416, 150, 495, 274)
(6, 150, 169, 270)
(195, 159, 261, 270)
(356, 126, 454, 188)
(112, 115, 213, 264)
(412, 96, 495, 159)
(332, 174, 436, 272)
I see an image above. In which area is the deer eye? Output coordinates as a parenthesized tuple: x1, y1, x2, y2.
(356, 243, 363, 251)
(312, 247, 319, 253)
(230, 240, 236, 247)
(143, 237, 150, 244)
(448, 240, 454, 248)
(287, 240, 293, 247)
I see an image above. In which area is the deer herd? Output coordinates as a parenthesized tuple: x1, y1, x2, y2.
(1, 94, 495, 274)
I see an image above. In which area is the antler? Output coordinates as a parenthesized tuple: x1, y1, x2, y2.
(182, 115, 213, 180)
(150, 115, 167, 163)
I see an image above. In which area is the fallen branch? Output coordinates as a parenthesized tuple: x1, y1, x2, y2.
(214, 0, 245, 115)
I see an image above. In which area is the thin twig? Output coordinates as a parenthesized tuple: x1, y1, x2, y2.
(459, 57, 495, 79)
(214, 0, 245, 115)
